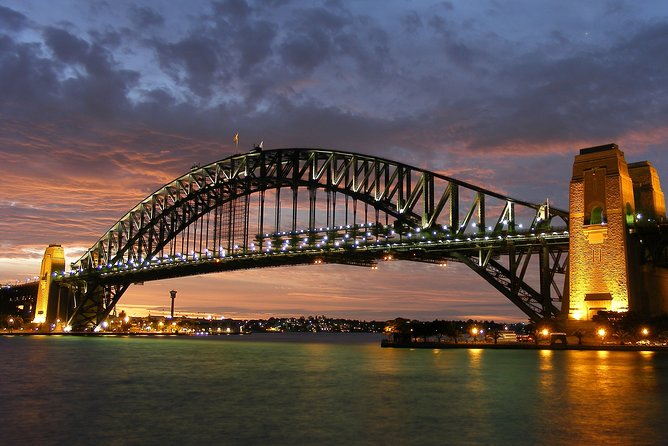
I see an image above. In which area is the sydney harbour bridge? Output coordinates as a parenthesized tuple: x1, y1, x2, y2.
(3, 145, 665, 331)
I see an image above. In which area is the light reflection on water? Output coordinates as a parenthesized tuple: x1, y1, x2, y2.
(1, 334, 667, 445)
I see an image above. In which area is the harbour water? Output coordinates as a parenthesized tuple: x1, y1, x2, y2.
(1, 333, 667, 445)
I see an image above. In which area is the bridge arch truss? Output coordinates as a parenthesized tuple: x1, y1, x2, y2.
(58, 148, 568, 329)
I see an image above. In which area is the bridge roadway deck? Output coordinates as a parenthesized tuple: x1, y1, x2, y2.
(51, 229, 569, 286)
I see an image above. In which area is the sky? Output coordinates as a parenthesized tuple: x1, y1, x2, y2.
(1, 0, 668, 322)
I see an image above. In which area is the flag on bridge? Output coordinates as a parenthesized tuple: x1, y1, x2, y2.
(233, 132, 239, 147)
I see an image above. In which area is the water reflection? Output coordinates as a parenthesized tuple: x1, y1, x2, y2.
(1, 336, 667, 445)
(562, 351, 658, 445)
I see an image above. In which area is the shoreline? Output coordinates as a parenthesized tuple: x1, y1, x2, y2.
(0, 332, 247, 337)
(380, 340, 668, 352)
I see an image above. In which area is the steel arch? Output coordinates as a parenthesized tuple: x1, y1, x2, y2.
(74, 148, 567, 270)
(61, 148, 568, 329)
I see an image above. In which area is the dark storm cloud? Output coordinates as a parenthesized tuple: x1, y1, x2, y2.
(129, 5, 164, 28)
(152, 1, 280, 97)
(213, 0, 252, 20)
(0, 36, 60, 108)
(0, 23, 139, 122)
(44, 27, 90, 63)
(402, 10, 423, 34)
(465, 21, 668, 150)
(279, 28, 332, 72)
(3, 0, 668, 160)
(0, 5, 27, 31)
(155, 35, 224, 97)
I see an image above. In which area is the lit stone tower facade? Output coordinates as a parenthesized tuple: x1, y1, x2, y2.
(567, 144, 637, 320)
(628, 161, 666, 222)
(33, 244, 65, 324)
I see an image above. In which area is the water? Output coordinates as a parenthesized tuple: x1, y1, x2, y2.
(1, 333, 667, 445)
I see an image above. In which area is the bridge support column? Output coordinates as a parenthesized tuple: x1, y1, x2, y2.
(566, 144, 666, 321)
(628, 161, 668, 315)
(33, 244, 65, 327)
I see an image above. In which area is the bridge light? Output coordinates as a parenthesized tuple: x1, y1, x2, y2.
(636, 213, 643, 220)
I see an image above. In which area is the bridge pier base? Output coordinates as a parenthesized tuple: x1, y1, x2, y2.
(33, 244, 65, 329)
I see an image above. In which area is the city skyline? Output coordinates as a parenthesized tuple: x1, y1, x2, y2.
(2, 1, 668, 321)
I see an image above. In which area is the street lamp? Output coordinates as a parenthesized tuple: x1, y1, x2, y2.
(471, 327, 479, 342)
(597, 328, 606, 344)
(641, 327, 649, 337)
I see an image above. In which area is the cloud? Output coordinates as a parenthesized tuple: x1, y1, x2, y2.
(44, 26, 90, 64)
(129, 5, 164, 28)
(155, 35, 225, 98)
(0, 5, 27, 31)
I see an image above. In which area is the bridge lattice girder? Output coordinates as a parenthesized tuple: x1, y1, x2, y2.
(74, 148, 567, 271)
(16, 148, 570, 329)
